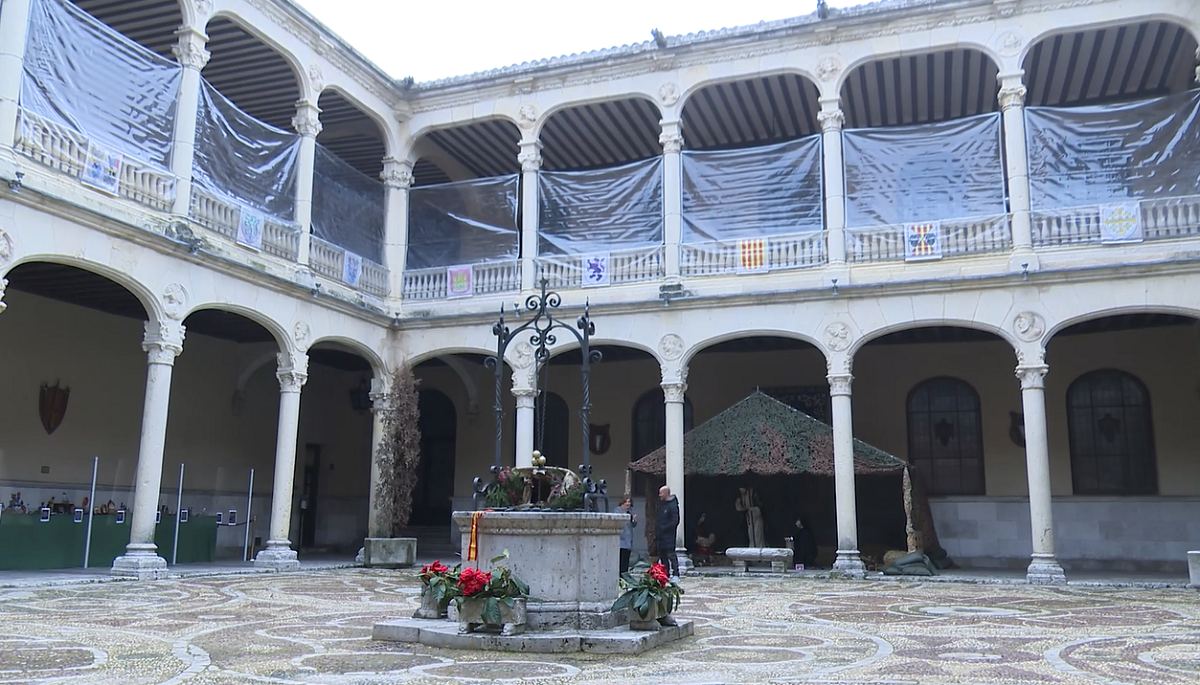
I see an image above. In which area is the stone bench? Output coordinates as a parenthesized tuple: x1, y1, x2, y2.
(725, 547, 793, 573)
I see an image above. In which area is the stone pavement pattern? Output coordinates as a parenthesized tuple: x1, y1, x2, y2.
(0, 569, 1198, 684)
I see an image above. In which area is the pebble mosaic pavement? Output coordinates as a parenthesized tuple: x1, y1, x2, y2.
(1, 569, 1198, 684)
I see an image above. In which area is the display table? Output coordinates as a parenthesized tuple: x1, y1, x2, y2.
(0, 513, 218, 570)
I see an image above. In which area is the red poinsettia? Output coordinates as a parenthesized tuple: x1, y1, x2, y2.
(458, 567, 492, 597)
(419, 560, 451, 581)
(648, 563, 670, 587)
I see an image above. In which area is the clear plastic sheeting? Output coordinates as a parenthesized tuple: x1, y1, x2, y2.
(21, 0, 181, 169)
(407, 175, 519, 269)
(538, 157, 663, 255)
(193, 81, 299, 219)
(1025, 91, 1200, 210)
(682, 136, 823, 242)
(312, 145, 385, 263)
(843, 113, 1006, 228)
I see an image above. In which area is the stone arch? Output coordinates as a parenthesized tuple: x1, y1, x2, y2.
(682, 329, 822, 369)
(535, 94, 664, 171)
(408, 117, 522, 186)
(849, 320, 1019, 360)
(533, 92, 664, 140)
(835, 42, 1003, 96)
(2, 255, 162, 323)
(1045, 305, 1200, 341)
(317, 85, 398, 173)
(203, 10, 305, 130)
(308, 335, 387, 377)
(678, 70, 823, 149)
(1020, 16, 1198, 67)
(179, 303, 289, 353)
(406, 346, 499, 368)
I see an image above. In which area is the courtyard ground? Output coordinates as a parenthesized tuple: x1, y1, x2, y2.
(0, 568, 1197, 684)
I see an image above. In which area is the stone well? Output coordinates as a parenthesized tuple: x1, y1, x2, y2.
(451, 510, 628, 630)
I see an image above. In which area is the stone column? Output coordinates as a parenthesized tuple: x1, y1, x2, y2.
(999, 73, 1036, 268)
(366, 376, 389, 538)
(818, 98, 847, 266)
(518, 140, 541, 291)
(111, 320, 185, 578)
(827, 371, 866, 577)
(513, 388, 537, 469)
(292, 101, 322, 267)
(254, 352, 308, 570)
(1017, 363, 1066, 584)
(0, 0, 31, 152)
(168, 27, 209, 216)
(380, 157, 413, 300)
(0, 278, 8, 314)
(660, 119, 683, 280)
(662, 376, 687, 550)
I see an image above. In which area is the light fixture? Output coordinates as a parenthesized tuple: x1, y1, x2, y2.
(7, 171, 24, 192)
(348, 377, 372, 412)
(1021, 262, 1029, 280)
(831, 278, 839, 295)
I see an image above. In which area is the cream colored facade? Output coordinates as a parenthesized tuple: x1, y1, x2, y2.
(1, 0, 1199, 581)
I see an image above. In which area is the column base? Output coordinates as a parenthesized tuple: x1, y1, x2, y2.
(253, 541, 300, 571)
(1026, 553, 1067, 585)
(830, 550, 867, 579)
(111, 544, 169, 580)
(675, 548, 694, 573)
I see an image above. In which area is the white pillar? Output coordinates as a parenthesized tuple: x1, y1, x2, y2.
(111, 320, 185, 578)
(0, 0, 31, 152)
(818, 98, 847, 266)
(660, 120, 683, 280)
(292, 101, 322, 267)
(381, 157, 413, 301)
(168, 27, 209, 216)
(367, 376, 389, 538)
(1017, 363, 1066, 584)
(828, 371, 866, 577)
(513, 387, 536, 468)
(999, 72, 1037, 269)
(518, 139, 541, 290)
(254, 352, 307, 570)
(662, 376, 686, 550)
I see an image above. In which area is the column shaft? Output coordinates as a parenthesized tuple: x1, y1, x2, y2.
(1018, 364, 1065, 584)
(663, 382, 686, 549)
(828, 372, 865, 577)
(381, 158, 413, 301)
(169, 28, 209, 215)
(1000, 74, 1034, 258)
(111, 321, 184, 578)
(518, 140, 541, 290)
(660, 120, 683, 279)
(514, 389, 535, 468)
(255, 353, 307, 570)
(367, 378, 389, 538)
(0, 0, 31, 151)
(292, 102, 322, 266)
(818, 99, 847, 265)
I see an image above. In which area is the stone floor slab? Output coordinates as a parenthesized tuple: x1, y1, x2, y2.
(373, 616, 693, 654)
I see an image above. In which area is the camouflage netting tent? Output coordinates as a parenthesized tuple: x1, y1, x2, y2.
(629, 391, 904, 477)
(631, 392, 944, 566)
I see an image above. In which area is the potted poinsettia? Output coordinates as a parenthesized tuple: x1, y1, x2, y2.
(414, 560, 459, 619)
(612, 563, 684, 630)
(455, 552, 530, 635)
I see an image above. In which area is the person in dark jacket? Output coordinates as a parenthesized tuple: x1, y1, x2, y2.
(655, 485, 681, 579)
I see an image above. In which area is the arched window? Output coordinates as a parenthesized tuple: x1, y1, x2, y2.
(631, 389, 694, 462)
(906, 377, 985, 495)
(1067, 369, 1157, 495)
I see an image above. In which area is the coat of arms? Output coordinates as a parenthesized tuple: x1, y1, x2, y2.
(39, 381, 70, 435)
(589, 423, 611, 455)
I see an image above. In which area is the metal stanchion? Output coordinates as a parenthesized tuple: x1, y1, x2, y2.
(243, 469, 254, 562)
(82, 457, 98, 568)
(171, 463, 184, 565)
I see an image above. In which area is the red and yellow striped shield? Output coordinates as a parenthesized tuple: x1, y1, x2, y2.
(738, 238, 767, 272)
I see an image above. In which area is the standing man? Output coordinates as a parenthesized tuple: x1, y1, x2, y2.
(656, 485, 681, 582)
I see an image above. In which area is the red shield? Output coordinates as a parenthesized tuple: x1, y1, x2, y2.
(39, 382, 70, 435)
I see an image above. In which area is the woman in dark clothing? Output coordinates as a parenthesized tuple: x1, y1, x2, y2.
(793, 517, 818, 568)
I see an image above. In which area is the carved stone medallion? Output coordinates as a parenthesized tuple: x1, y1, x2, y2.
(997, 30, 1024, 57)
(293, 321, 311, 348)
(1013, 311, 1045, 342)
(658, 333, 684, 361)
(817, 56, 841, 82)
(0, 228, 13, 265)
(658, 83, 680, 106)
(824, 322, 851, 352)
(518, 104, 538, 128)
(161, 283, 188, 320)
(511, 341, 534, 369)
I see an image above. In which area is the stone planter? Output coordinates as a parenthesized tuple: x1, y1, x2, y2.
(413, 589, 448, 619)
(361, 537, 416, 568)
(627, 601, 675, 631)
(457, 597, 527, 636)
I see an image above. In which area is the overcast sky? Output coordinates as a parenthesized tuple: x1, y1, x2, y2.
(294, 0, 860, 83)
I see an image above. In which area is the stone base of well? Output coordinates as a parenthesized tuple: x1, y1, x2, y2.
(373, 616, 693, 655)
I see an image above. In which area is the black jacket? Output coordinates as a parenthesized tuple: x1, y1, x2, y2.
(655, 496, 680, 543)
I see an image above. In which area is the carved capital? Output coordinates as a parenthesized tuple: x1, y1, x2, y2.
(292, 102, 323, 137)
(513, 387, 537, 408)
(369, 377, 390, 411)
(277, 352, 309, 392)
(143, 320, 185, 365)
(172, 28, 210, 70)
(659, 130, 684, 154)
(380, 158, 414, 189)
(660, 363, 688, 387)
(827, 373, 853, 397)
(517, 142, 543, 173)
(1016, 365, 1048, 391)
(662, 382, 687, 404)
(825, 353, 852, 378)
(0, 277, 9, 314)
(998, 84, 1027, 111)
(817, 108, 844, 133)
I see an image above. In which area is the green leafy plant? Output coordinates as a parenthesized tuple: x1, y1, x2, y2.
(612, 563, 684, 620)
(485, 467, 525, 508)
(417, 560, 460, 610)
(544, 480, 585, 509)
(455, 551, 531, 626)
